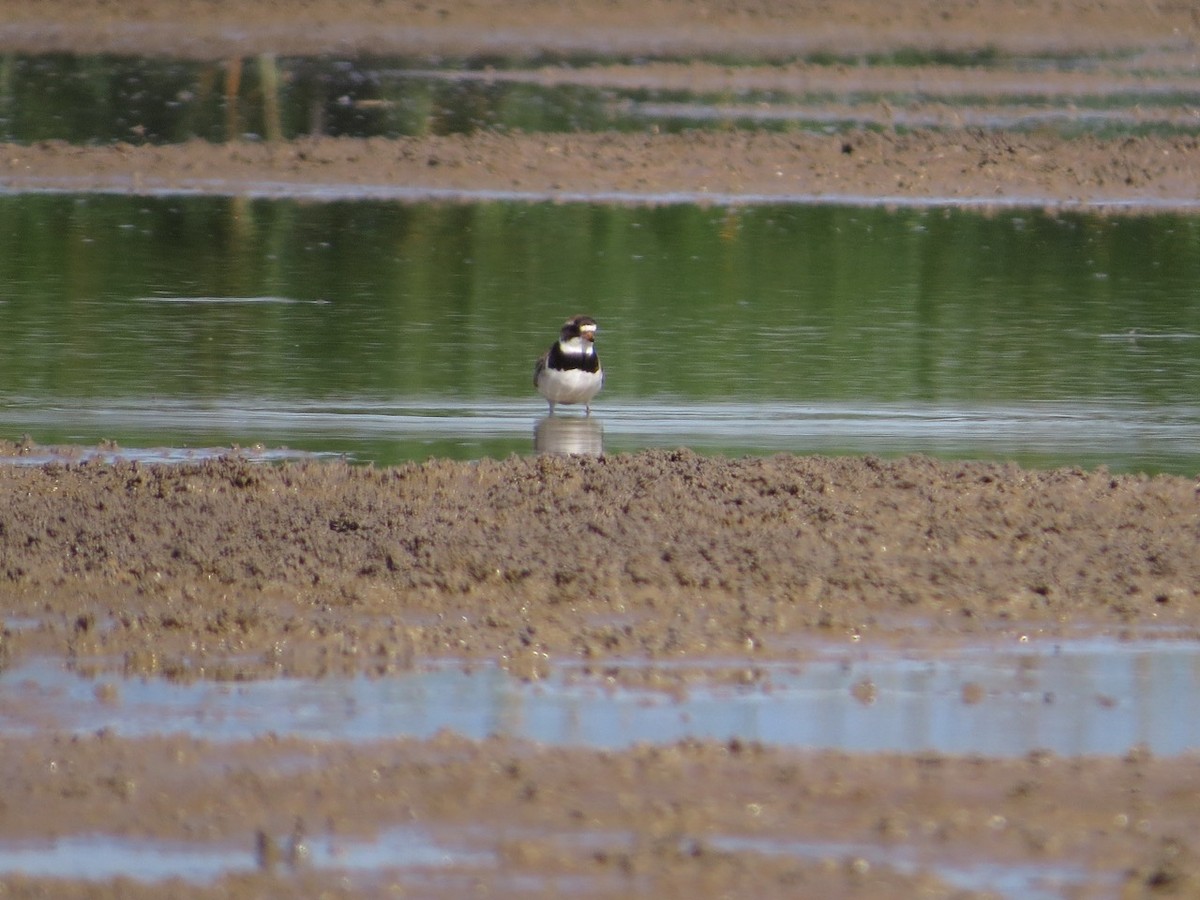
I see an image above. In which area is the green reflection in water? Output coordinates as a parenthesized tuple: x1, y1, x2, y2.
(0, 54, 653, 143)
(3, 54, 1196, 144)
(2, 194, 1200, 468)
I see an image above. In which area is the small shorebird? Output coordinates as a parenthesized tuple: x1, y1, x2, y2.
(534, 315, 604, 415)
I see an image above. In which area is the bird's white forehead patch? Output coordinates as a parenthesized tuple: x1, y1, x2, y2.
(579, 323, 597, 333)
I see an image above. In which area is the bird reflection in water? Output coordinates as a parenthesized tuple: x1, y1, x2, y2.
(534, 416, 604, 457)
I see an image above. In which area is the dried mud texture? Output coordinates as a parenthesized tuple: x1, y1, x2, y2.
(2, 450, 1199, 678)
(5, 130, 1200, 213)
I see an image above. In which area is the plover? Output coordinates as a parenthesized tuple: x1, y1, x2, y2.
(534, 315, 604, 416)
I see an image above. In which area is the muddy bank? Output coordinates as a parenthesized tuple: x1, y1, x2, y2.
(3, 2, 1200, 895)
(0, 0, 1196, 59)
(5, 130, 1200, 212)
(0, 730, 1198, 898)
(2, 448, 1198, 678)
(3, 0, 1199, 212)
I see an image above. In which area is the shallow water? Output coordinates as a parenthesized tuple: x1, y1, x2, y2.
(4, 637, 1198, 756)
(0, 826, 493, 883)
(708, 836, 1106, 900)
(0, 637, 1189, 894)
(3, 195, 1200, 472)
(3, 53, 1193, 144)
(2, 45, 1197, 900)
(0, 825, 1095, 899)
(4, 398, 1199, 472)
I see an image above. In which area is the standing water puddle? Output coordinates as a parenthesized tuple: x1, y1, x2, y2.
(5, 398, 1200, 472)
(0, 635, 1183, 896)
(0, 826, 1097, 899)
(3, 636, 1198, 756)
(0, 54, 1167, 145)
(0, 827, 494, 884)
(4, 53, 1199, 145)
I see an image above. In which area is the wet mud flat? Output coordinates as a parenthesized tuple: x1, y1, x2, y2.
(4, 450, 1200, 670)
(6, 129, 1200, 213)
(2, 1, 1200, 212)
(2, 449, 1200, 896)
(1, 730, 1198, 899)
(0, 0, 1196, 59)
(4, 0, 1200, 894)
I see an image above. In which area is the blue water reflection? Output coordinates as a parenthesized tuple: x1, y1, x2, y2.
(0, 827, 492, 884)
(4, 639, 1199, 756)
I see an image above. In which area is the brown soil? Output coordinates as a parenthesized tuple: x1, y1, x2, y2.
(1, 731, 1198, 899)
(2, 2, 1200, 212)
(2, 448, 1200, 897)
(0, 0, 1197, 59)
(4, 450, 1200, 675)
(6, 129, 1200, 213)
(4, 2, 1200, 897)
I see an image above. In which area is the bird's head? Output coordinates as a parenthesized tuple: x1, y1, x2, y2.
(561, 315, 598, 344)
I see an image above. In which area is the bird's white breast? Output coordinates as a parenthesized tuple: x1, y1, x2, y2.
(537, 366, 603, 405)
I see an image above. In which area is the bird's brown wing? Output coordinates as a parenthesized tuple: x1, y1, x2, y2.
(533, 350, 549, 387)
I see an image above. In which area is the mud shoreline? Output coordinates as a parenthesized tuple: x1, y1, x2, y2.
(0, 0, 1196, 60)
(6, 130, 1200, 214)
(4, 1, 1200, 896)
(0, 730, 1197, 899)
(3, 450, 1200, 676)
(2, 449, 1200, 896)
(2, 2, 1200, 213)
